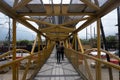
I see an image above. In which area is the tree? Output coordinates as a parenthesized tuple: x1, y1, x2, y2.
(105, 35, 117, 49)
(17, 40, 32, 46)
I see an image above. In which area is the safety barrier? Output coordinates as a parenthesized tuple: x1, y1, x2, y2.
(65, 48, 120, 80)
(0, 44, 54, 80)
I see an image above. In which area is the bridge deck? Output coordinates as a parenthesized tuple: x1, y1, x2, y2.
(34, 47, 83, 80)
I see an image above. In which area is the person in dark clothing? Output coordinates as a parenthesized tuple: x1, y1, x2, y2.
(60, 43, 64, 60)
(56, 42, 61, 64)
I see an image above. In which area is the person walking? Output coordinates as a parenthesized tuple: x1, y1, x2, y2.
(60, 43, 64, 61)
(56, 42, 61, 64)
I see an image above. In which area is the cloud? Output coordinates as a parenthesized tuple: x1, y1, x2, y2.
(77, 9, 118, 39)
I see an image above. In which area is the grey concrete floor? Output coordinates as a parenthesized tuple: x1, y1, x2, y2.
(34, 47, 83, 80)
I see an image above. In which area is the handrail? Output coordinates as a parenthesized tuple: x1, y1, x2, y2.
(66, 48, 120, 70)
(0, 44, 54, 80)
(0, 49, 31, 58)
(84, 48, 120, 61)
(65, 48, 120, 80)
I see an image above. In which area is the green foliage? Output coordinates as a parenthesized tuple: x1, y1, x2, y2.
(3, 41, 9, 46)
(17, 40, 33, 46)
(80, 35, 118, 49)
(81, 39, 89, 45)
(106, 35, 116, 42)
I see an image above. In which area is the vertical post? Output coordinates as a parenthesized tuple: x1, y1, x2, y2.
(117, 6, 120, 80)
(77, 36, 94, 80)
(68, 38, 71, 48)
(90, 25, 93, 39)
(8, 17, 11, 51)
(12, 19, 18, 80)
(65, 40, 68, 48)
(37, 31, 41, 64)
(72, 35, 75, 50)
(74, 34, 77, 51)
(94, 27, 95, 38)
(73, 34, 78, 51)
(100, 20, 113, 80)
(31, 37, 37, 54)
(47, 40, 50, 48)
(38, 35, 40, 53)
(77, 37, 84, 53)
(96, 19, 101, 80)
(38, 26, 41, 58)
(86, 28, 88, 40)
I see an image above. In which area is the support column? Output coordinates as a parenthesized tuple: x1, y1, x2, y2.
(37, 30, 41, 62)
(74, 34, 78, 51)
(12, 19, 18, 80)
(117, 6, 120, 80)
(47, 40, 50, 48)
(96, 19, 101, 80)
(38, 37, 40, 52)
(38, 26, 41, 53)
(100, 20, 113, 80)
(77, 36, 84, 53)
(71, 36, 74, 49)
(64, 40, 68, 48)
(31, 37, 37, 54)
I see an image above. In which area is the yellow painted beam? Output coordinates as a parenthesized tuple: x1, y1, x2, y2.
(12, 19, 17, 80)
(40, 26, 74, 33)
(47, 35, 68, 38)
(50, 37, 66, 41)
(40, 26, 56, 32)
(0, 1, 49, 40)
(38, 27, 41, 52)
(60, 17, 89, 26)
(31, 36, 37, 54)
(23, 17, 55, 26)
(13, 0, 32, 10)
(96, 19, 101, 80)
(22, 58, 32, 80)
(77, 37, 84, 53)
(80, 0, 100, 10)
(77, 36, 93, 80)
(18, 4, 94, 16)
(19, 12, 94, 16)
(47, 33, 68, 37)
(65, 40, 68, 48)
(67, 0, 120, 39)
(74, 34, 77, 51)
(0, 54, 34, 69)
(58, 26, 75, 31)
(13, 0, 19, 7)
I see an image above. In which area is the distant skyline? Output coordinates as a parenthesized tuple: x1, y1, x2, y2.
(0, 8, 118, 41)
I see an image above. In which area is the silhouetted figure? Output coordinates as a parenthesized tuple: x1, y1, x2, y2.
(56, 42, 61, 64)
(60, 43, 64, 60)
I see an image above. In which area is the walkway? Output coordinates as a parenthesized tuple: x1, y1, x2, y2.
(34, 47, 83, 80)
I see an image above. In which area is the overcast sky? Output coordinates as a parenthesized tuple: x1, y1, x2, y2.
(0, 8, 118, 40)
(77, 9, 118, 39)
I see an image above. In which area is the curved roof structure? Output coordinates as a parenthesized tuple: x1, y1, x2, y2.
(0, 0, 120, 41)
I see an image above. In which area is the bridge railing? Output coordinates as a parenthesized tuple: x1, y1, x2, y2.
(65, 48, 120, 80)
(0, 44, 54, 80)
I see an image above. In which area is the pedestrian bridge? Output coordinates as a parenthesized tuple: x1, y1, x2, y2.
(0, 0, 120, 80)
(0, 44, 120, 80)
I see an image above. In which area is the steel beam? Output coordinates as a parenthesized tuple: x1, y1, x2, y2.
(13, 0, 32, 10)
(80, 0, 100, 10)
(67, 0, 120, 39)
(12, 19, 17, 80)
(0, 1, 49, 39)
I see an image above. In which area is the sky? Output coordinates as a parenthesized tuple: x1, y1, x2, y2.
(0, 14, 37, 41)
(77, 9, 118, 39)
(0, 8, 118, 41)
